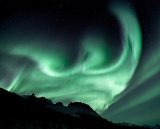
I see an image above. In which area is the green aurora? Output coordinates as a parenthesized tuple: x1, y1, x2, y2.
(0, 4, 141, 113)
(1, 2, 160, 125)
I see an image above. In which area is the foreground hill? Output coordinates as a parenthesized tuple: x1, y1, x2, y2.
(0, 88, 151, 129)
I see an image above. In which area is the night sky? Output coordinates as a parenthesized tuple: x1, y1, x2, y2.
(0, 0, 160, 126)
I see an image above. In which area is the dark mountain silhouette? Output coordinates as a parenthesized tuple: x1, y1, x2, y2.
(0, 88, 152, 129)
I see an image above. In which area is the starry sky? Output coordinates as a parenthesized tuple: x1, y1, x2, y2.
(0, 0, 160, 126)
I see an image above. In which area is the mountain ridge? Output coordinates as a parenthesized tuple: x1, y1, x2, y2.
(0, 88, 152, 129)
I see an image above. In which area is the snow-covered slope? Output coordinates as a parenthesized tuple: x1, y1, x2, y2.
(47, 102, 101, 119)
(22, 94, 101, 119)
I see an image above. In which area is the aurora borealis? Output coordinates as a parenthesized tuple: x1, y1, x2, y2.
(0, 0, 160, 126)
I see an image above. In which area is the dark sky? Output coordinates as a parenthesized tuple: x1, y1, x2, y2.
(0, 0, 160, 126)
(0, 0, 158, 51)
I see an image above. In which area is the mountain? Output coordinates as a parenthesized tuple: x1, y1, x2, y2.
(0, 88, 152, 129)
(22, 93, 101, 120)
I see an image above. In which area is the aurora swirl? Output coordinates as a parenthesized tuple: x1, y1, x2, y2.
(0, 3, 141, 114)
(1, 0, 160, 125)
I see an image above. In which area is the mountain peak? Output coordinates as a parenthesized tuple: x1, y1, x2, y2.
(23, 93, 53, 106)
(0, 88, 152, 129)
(68, 102, 92, 111)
